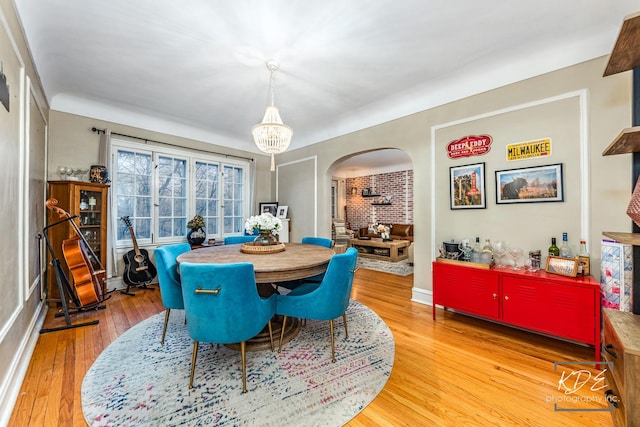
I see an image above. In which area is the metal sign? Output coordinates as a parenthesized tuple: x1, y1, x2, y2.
(506, 138, 552, 161)
(446, 135, 492, 159)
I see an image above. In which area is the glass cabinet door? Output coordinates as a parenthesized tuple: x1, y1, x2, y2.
(76, 188, 104, 262)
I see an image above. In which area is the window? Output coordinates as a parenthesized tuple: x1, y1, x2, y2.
(112, 140, 249, 247)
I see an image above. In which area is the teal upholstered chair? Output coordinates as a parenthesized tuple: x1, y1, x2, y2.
(301, 236, 333, 248)
(179, 262, 277, 392)
(224, 235, 256, 245)
(277, 236, 333, 291)
(154, 243, 192, 345)
(275, 247, 358, 362)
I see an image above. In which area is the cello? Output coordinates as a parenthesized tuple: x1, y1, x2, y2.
(46, 198, 105, 306)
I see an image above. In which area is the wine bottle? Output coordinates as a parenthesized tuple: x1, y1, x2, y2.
(577, 240, 590, 276)
(548, 237, 560, 256)
(559, 232, 572, 258)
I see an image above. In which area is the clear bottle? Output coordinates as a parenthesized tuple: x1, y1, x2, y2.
(482, 238, 493, 254)
(548, 237, 560, 256)
(559, 232, 572, 258)
(471, 237, 482, 262)
(577, 240, 590, 276)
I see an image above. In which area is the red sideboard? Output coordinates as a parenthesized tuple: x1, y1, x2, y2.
(432, 260, 601, 360)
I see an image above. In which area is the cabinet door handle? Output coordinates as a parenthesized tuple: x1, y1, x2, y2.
(603, 344, 618, 359)
(504, 295, 509, 301)
(604, 389, 619, 408)
(492, 293, 497, 299)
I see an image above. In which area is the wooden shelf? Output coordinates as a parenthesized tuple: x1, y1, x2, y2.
(602, 126, 640, 155)
(604, 11, 640, 76)
(371, 203, 392, 206)
(362, 194, 381, 198)
(602, 231, 640, 246)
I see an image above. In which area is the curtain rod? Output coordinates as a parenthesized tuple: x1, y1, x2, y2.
(91, 127, 254, 162)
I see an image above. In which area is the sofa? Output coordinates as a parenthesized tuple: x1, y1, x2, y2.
(357, 224, 413, 242)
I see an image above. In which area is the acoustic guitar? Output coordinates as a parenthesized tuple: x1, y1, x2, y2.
(121, 216, 157, 286)
(46, 198, 104, 306)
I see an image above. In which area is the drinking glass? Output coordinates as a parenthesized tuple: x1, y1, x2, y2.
(57, 166, 68, 180)
(508, 247, 523, 270)
(492, 240, 507, 268)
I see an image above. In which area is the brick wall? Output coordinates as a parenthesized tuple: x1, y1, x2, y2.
(345, 170, 413, 230)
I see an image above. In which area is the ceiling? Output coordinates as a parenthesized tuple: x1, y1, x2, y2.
(12, 0, 638, 171)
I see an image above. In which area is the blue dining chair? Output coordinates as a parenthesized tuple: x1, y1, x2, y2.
(154, 243, 192, 345)
(275, 247, 358, 363)
(224, 235, 257, 245)
(277, 236, 333, 291)
(179, 262, 277, 392)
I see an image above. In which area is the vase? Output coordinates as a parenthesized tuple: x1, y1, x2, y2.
(187, 227, 206, 245)
(254, 230, 277, 246)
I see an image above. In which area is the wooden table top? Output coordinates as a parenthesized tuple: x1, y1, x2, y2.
(176, 242, 335, 283)
(349, 238, 410, 248)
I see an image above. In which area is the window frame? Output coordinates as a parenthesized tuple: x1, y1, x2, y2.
(111, 139, 250, 249)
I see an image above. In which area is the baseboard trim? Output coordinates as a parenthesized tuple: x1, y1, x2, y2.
(411, 287, 432, 306)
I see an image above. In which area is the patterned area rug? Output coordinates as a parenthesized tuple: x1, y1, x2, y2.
(81, 301, 394, 426)
(357, 257, 414, 276)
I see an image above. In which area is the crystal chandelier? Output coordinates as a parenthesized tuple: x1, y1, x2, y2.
(252, 60, 292, 171)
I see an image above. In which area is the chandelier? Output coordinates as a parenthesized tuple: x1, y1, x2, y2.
(252, 60, 292, 171)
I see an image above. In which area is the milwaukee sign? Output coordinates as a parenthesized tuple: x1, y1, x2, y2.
(446, 135, 492, 159)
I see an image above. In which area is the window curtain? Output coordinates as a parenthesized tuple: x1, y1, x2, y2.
(97, 128, 117, 278)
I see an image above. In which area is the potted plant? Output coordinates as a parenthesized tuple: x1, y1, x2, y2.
(187, 214, 206, 245)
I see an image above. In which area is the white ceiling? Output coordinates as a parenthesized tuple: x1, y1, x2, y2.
(12, 0, 637, 170)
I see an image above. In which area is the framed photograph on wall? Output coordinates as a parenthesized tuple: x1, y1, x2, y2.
(495, 163, 563, 204)
(450, 162, 486, 209)
(259, 202, 278, 216)
(277, 205, 288, 218)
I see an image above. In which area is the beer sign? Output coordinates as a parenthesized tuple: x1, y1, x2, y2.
(447, 135, 492, 159)
(506, 138, 552, 161)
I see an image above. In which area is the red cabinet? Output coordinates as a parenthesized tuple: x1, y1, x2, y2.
(433, 260, 601, 360)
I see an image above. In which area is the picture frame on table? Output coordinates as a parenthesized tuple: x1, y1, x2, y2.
(545, 255, 578, 277)
(449, 162, 486, 209)
(495, 163, 563, 204)
(277, 205, 289, 218)
(259, 202, 278, 216)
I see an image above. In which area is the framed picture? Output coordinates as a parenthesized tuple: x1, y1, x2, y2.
(277, 205, 289, 218)
(449, 162, 486, 209)
(361, 188, 370, 196)
(259, 202, 278, 216)
(495, 163, 563, 204)
(545, 255, 578, 277)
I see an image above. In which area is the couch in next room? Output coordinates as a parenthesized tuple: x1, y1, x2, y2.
(357, 224, 414, 242)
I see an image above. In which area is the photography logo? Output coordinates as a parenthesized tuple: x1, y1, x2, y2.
(547, 361, 616, 412)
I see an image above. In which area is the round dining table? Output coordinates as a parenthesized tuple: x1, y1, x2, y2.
(176, 242, 336, 351)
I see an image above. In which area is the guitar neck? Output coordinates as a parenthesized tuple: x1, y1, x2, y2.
(128, 226, 142, 256)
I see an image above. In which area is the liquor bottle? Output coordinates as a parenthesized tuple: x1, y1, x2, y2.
(559, 232, 572, 258)
(548, 237, 560, 256)
(481, 238, 493, 264)
(577, 240, 590, 276)
(471, 237, 482, 262)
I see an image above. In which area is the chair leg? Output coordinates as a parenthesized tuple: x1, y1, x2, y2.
(343, 312, 348, 338)
(241, 341, 247, 393)
(267, 320, 274, 352)
(161, 309, 171, 345)
(329, 319, 336, 363)
(278, 316, 288, 353)
(189, 341, 199, 389)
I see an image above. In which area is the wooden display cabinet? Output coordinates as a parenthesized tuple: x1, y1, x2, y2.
(46, 181, 109, 302)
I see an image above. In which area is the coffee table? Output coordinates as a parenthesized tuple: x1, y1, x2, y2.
(349, 238, 410, 262)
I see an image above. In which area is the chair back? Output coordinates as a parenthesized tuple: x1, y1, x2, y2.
(224, 235, 256, 245)
(277, 248, 358, 320)
(179, 262, 276, 344)
(154, 243, 191, 309)
(301, 236, 333, 248)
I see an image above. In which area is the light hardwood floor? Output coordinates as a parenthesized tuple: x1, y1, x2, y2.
(9, 268, 613, 426)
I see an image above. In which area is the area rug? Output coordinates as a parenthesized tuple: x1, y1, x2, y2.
(357, 257, 413, 276)
(81, 300, 394, 426)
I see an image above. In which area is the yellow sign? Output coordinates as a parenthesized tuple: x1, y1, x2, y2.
(506, 138, 552, 161)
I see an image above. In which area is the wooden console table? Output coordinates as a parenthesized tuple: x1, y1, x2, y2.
(433, 259, 601, 360)
(349, 238, 409, 262)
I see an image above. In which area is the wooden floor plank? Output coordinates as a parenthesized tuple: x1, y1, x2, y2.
(9, 267, 612, 426)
